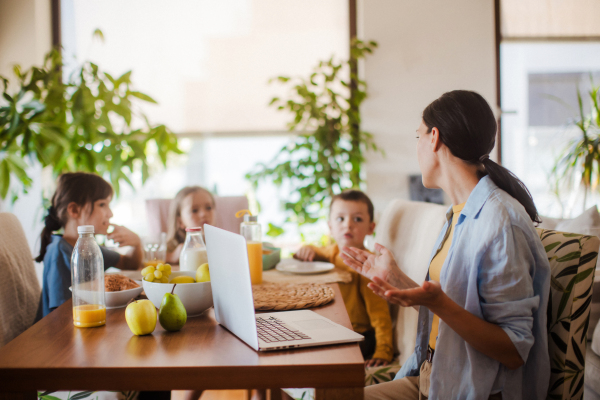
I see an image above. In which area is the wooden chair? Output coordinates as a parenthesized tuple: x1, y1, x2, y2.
(0, 213, 41, 347)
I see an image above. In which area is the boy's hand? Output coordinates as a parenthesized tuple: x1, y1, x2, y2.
(294, 246, 316, 262)
(107, 224, 141, 247)
(365, 358, 390, 368)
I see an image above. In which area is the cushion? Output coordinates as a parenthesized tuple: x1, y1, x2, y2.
(365, 361, 402, 386)
(540, 229, 599, 400)
(0, 213, 41, 347)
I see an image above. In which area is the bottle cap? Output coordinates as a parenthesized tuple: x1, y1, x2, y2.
(77, 225, 95, 234)
(185, 227, 202, 232)
(243, 215, 258, 222)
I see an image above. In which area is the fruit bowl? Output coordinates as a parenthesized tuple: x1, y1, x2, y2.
(142, 271, 213, 317)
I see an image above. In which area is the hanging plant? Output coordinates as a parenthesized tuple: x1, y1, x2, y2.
(0, 45, 182, 201)
(246, 39, 380, 227)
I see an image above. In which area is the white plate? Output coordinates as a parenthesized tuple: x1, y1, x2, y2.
(275, 259, 334, 275)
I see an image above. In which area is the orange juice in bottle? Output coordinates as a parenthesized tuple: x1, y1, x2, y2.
(247, 241, 263, 284)
(237, 210, 263, 284)
(71, 225, 106, 328)
(73, 304, 106, 327)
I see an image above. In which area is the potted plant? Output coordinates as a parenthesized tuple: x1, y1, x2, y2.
(551, 82, 600, 211)
(0, 47, 181, 202)
(246, 39, 380, 230)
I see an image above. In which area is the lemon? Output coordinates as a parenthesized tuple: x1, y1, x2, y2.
(196, 263, 210, 282)
(170, 276, 196, 284)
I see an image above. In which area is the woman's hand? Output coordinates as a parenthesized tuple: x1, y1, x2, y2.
(294, 246, 316, 262)
(108, 224, 141, 248)
(340, 244, 418, 290)
(368, 277, 445, 311)
(365, 358, 390, 368)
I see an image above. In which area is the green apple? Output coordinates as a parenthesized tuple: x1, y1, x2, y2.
(125, 300, 157, 335)
(196, 263, 210, 282)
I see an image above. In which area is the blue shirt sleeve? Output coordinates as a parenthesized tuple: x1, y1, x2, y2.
(478, 225, 539, 363)
(100, 246, 121, 269)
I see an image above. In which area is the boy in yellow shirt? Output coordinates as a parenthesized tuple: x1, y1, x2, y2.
(295, 190, 393, 367)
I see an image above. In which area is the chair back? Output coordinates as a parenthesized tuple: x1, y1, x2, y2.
(539, 228, 599, 400)
(375, 199, 447, 364)
(145, 195, 249, 237)
(0, 213, 41, 347)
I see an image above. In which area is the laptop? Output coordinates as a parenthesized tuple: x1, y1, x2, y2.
(204, 224, 364, 351)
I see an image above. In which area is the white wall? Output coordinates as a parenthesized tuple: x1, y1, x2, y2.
(0, 0, 52, 284)
(360, 0, 497, 215)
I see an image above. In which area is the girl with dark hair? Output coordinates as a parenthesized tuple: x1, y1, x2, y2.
(342, 90, 550, 399)
(38, 172, 143, 317)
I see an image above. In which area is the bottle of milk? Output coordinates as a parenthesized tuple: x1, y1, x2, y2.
(180, 227, 208, 272)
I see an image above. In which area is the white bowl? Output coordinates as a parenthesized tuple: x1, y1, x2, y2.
(142, 271, 213, 317)
(69, 282, 143, 309)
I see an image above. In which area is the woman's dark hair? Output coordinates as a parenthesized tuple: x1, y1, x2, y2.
(35, 172, 114, 262)
(422, 90, 540, 223)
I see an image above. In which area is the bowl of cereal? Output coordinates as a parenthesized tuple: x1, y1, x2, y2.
(69, 274, 143, 309)
(103, 273, 143, 308)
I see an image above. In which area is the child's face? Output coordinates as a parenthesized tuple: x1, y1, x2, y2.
(79, 196, 113, 235)
(328, 199, 375, 249)
(178, 191, 216, 231)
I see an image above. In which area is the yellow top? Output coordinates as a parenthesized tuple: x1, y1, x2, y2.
(428, 202, 466, 350)
(307, 244, 394, 361)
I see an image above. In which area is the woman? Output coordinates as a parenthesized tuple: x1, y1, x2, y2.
(341, 90, 550, 399)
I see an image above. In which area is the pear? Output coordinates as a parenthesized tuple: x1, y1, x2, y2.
(158, 284, 187, 332)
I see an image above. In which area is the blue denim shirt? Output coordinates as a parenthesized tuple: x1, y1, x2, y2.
(396, 176, 551, 399)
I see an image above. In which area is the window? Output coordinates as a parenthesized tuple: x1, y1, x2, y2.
(501, 42, 600, 217)
(61, 0, 350, 245)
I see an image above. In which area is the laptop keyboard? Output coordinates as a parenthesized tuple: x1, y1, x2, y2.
(256, 316, 312, 343)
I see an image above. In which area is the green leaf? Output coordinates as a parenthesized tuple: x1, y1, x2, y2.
(556, 251, 581, 262)
(129, 90, 157, 104)
(545, 241, 561, 253)
(69, 391, 96, 399)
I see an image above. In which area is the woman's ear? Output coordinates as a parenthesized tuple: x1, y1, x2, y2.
(431, 127, 443, 152)
(66, 202, 81, 219)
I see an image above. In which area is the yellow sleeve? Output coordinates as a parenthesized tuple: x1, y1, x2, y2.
(359, 275, 394, 361)
(303, 244, 337, 263)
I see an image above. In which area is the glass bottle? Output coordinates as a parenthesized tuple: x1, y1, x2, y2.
(71, 225, 106, 328)
(180, 227, 208, 272)
(240, 214, 263, 284)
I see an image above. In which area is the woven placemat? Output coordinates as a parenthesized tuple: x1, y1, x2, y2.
(252, 283, 335, 311)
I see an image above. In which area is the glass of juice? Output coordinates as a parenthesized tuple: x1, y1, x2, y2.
(143, 233, 167, 267)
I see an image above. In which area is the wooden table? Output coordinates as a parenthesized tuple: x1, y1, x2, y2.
(0, 284, 364, 399)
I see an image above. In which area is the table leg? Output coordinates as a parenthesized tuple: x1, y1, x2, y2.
(0, 392, 36, 400)
(269, 388, 283, 400)
(315, 388, 363, 400)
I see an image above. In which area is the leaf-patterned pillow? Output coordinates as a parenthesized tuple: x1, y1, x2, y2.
(365, 361, 402, 386)
(539, 229, 599, 400)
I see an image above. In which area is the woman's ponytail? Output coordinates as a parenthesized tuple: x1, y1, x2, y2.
(480, 158, 540, 224)
(422, 90, 540, 224)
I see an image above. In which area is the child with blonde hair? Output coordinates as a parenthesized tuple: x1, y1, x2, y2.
(166, 186, 216, 264)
